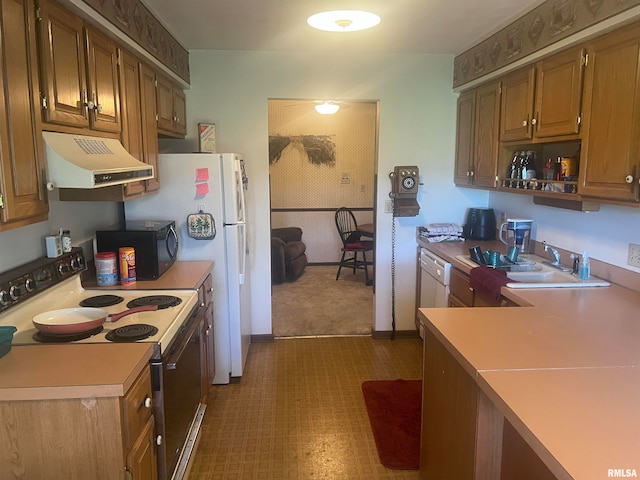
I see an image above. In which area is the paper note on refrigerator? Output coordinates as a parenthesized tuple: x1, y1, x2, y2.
(196, 182, 209, 196)
(196, 168, 209, 182)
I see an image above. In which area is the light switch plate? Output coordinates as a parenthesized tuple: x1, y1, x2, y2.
(628, 243, 640, 268)
(385, 199, 393, 214)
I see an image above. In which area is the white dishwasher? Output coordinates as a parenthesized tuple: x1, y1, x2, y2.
(418, 248, 451, 337)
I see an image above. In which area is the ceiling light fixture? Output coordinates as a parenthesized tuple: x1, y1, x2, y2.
(315, 102, 340, 114)
(307, 10, 381, 32)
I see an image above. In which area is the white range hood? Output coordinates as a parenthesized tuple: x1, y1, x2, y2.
(43, 132, 154, 189)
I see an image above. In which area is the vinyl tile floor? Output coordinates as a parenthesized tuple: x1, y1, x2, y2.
(189, 336, 423, 479)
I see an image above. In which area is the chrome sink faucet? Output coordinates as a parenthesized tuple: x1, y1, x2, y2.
(543, 241, 561, 265)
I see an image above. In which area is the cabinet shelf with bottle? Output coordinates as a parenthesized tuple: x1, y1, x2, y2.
(498, 140, 581, 195)
(496, 140, 600, 211)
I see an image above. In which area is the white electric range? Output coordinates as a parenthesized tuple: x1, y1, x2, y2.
(4, 274, 198, 354)
(0, 248, 205, 480)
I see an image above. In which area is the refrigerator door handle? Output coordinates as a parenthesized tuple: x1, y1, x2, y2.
(239, 222, 246, 285)
(236, 167, 246, 224)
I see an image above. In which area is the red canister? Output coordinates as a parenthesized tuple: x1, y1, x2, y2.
(119, 247, 136, 284)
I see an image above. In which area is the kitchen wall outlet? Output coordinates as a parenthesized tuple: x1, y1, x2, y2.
(340, 172, 350, 184)
(385, 199, 393, 214)
(628, 243, 640, 268)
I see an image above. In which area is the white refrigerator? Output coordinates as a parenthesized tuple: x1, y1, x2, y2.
(125, 153, 250, 384)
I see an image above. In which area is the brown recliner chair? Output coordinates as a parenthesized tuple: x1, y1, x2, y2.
(271, 227, 308, 284)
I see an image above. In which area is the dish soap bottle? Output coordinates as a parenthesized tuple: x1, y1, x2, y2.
(579, 251, 590, 281)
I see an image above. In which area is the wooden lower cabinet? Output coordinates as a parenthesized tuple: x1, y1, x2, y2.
(421, 329, 503, 479)
(449, 267, 517, 307)
(421, 328, 558, 480)
(127, 415, 158, 480)
(421, 328, 478, 478)
(449, 268, 474, 307)
(0, 367, 156, 480)
(500, 420, 556, 480)
(199, 272, 215, 402)
(200, 301, 214, 402)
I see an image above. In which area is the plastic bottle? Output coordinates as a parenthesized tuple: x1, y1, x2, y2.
(554, 156, 564, 180)
(507, 152, 519, 187)
(523, 151, 537, 189)
(516, 151, 527, 188)
(579, 251, 590, 281)
(60, 229, 71, 253)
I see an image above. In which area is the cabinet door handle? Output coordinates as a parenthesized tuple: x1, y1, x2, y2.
(82, 90, 89, 116)
(531, 117, 537, 126)
(522, 120, 528, 127)
(144, 396, 152, 408)
(156, 435, 163, 446)
(625, 175, 634, 184)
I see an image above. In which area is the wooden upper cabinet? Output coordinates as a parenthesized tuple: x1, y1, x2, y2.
(156, 73, 186, 137)
(172, 88, 186, 135)
(534, 47, 585, 139)
(500, 66, 535, 142)
(119, 49, 145, 198)
(139, 63, 160, 192)
(85, 28, 120, 133)
(579, 23, 640, 202)
(37, 0, 120, 134)
(454, 82, 500, 188)
(37, 0, 87, 128)
(156, 74, 173, 132)
(0, 0, 48, 228)
(473, 82, 501, 187)
(500, 48, 585, 143)
(454, 90, 475, 186)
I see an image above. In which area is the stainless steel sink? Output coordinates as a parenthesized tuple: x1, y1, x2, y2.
(455, 254, 611, 289)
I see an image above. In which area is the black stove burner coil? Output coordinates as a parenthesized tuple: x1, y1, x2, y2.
(79, 295, 124, 308)
(33, 326, 104, 343)
(106, 324, 159, 342)
(126, 295, 182, 310)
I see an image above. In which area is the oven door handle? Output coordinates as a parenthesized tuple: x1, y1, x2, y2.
(165, 310, 201, 370)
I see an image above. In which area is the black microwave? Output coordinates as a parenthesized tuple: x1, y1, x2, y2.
(95, 220, 178, 280)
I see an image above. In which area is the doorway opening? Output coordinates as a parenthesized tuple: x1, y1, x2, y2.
(268, 98, 378, 337)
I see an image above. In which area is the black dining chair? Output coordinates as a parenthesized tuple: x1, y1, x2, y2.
(334, 207, 373, 286)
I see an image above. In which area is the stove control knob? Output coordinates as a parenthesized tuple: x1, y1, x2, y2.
(0, 290, 9, 306)
(25, 278, 35, 293)
(71, 256, 84, 270)
(58, 263, 70, 275)
(9, 285, 20, 300)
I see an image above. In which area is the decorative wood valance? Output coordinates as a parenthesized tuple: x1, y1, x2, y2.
(453, 0, 640, 89)
(81, 0, 190, 83)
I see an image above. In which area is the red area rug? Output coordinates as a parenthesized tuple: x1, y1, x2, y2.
(361, 379, 422, 470)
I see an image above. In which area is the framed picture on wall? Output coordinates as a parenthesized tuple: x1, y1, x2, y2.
(198, 123, 217, 153)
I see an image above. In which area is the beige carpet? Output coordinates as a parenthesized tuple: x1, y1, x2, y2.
(272, 265, 373, 337)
